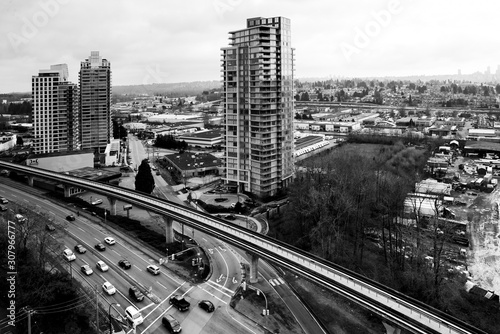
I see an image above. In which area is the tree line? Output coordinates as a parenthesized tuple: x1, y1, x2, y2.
(273, 136, 498, 333)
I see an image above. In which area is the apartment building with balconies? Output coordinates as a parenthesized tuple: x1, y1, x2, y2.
(221, 17, 294, 197)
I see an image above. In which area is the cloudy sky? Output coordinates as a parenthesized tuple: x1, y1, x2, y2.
(1, 0, 499, 93)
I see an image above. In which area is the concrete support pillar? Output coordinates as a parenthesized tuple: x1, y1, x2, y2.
(382, 322, 401, 334)
(249, 253, 260, 284)
(107, 197, 117, 215)
(164, 217, 174, 244)
(63, 185, 71, 198)
(27, 176, 34, 187)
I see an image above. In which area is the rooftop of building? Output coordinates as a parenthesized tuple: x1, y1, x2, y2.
(29, 149, 94, 159)
(164, 151, 221, 170)
(64, 166, 121, 182)
(178, 130, 223, 139)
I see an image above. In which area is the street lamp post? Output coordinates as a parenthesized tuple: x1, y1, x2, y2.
(104, 210, 107, 224)
(108, 303, 120, 334)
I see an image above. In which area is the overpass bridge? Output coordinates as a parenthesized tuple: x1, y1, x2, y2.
(0, 161, 486, 334)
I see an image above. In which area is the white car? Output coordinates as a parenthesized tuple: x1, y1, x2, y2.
(81, 264, 93, 276)
(102, 282, 116, 295)
(96, 260, 109, 272)
(63, 249, 76, 262)
(125, 306, 144, 327)
(104, 237, 116, 245)
(146, 264, 160, 275)
(91, 199, 103, 205)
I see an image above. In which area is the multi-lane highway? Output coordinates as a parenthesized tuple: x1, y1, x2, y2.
(0, 181, 264, 334)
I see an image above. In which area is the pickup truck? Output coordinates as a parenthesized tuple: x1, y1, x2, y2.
(169, 295, 190, 312)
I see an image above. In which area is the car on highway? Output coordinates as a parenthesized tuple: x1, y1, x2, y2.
(125, 306, 143, 327)
(118, 259, 131, 269)
(156, 171, 161, 175)
(102, 282, 116, 295)
(95, 243, 106, 251)
(66, 214, 76, 221)
(96, 260, 109, 272)
(225, 214, 236, 220)
(81, 264, 93, 276)
(74, 244, 87, 254)
(91, 199, 103, 205)
(198, 300, 215, 313)
(169, 295, 190, 312)
(146, 264, 160, 275)
(0, 196, 8, 204)
(104, 237, 116, 245)
(128, 286, 144, 302)
(63, 249, 76, 261)
(162, 314, 182, 333)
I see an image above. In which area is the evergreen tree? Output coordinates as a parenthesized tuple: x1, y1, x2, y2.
(135, 159, 155, 194)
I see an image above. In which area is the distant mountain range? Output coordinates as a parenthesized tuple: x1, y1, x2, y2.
(113, 80, 221, 96)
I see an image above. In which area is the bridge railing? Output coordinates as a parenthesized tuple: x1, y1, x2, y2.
(0, 161, 486, 334)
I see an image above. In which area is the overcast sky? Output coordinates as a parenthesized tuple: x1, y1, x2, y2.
(1, 0, 499, 93)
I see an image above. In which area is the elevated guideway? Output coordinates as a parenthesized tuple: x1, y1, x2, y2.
(0, 161, 486, 334)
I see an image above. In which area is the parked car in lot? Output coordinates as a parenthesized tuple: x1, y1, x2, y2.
(147, 264, 160, 275)
(198, 300, 215, 313)
(162, 314, 182, 333)
(118, 259, 131, 269)
(129, 286, 144, 302)
(81, 264, 93, 276)
(102, 282, 116, 295)
(96, 260, 109, 272)
(95, 243, 106, 251)
(74, 244, 87, 254)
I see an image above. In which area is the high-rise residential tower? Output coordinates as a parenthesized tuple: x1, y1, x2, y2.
(32, 64, 79, 154)
(221, 17, 295, 197)
(79, 51, 112, 155)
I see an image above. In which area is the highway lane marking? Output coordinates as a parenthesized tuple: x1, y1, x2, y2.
(157, 282, 168, 290)
(214, 245, 230, 287)
(11, 194, 17, 198)
(112, 249, 121, 256)
(218, 246, 226, 252)
(197, 284, 229, 304)
(23, 199, 29, 203)
(77, 227, 85, 232)
(202, 237, 207, 241)
(278, 277, 285, 284)
(134, 265, 143, 271)
(49, 211, 55, 215)
(205, 280, 235, 295)
(140, 284, 189, 334)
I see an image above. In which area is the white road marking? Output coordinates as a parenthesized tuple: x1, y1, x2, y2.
(278, 277, 285, 284)
(205, 280, 235, 295)
(112, 249, 121, 256)
(134, 265, 142, 271)
(157, 282, 168, 290)
(197, 284, 229, 304)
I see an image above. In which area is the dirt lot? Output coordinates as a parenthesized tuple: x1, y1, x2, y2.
(442, 155, 500, 293)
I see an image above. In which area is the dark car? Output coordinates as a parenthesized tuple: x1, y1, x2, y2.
(162, 314, 182, 333)
(74, 244, 87, 254)
(169, 295, 190, 312)
(45, 224, 56, 232)
(225, 214, 236, 221)
(198, 300, 215, 313)
(66, 214, 76, 221)
(118, 259, 131, 269)
(94, 243, 106, 251)
(129, 286, 144, 302)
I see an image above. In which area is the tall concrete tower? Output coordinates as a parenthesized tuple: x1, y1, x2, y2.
(221, 17, 295, 197)
(32, 64, 79, 154)
(79, 51, 112, 157)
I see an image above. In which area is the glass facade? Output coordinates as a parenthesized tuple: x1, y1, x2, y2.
(221, 17, 295, 197)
